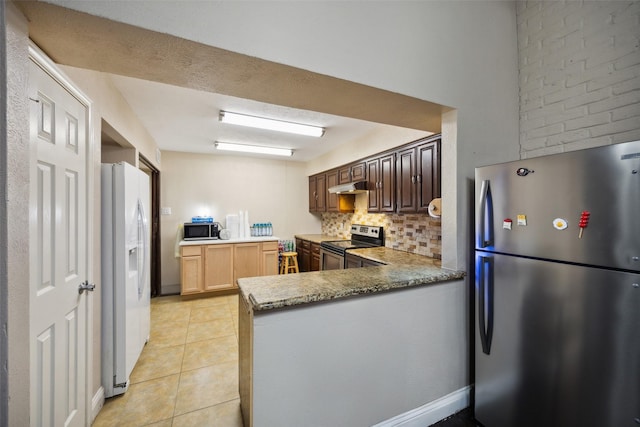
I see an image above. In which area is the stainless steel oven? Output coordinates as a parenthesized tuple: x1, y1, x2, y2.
(320, 225, 384, 270)
(319, 246, 345, 270)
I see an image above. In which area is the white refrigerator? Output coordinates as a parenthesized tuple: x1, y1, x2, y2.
(101, 162, 151, 397)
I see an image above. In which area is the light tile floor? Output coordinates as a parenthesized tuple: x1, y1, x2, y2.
(92, 294, 244, 427)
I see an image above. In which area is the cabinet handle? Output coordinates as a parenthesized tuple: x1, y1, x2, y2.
(417, 174, 422, 183)
(411, 175, 416, 184)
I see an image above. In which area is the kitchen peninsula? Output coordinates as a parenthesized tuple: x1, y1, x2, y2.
(238, 249, 466, 427)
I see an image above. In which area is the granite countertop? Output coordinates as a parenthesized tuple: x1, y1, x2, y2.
(346, 246, 442, 267)
(238, 247, 464, 312)
(180, 236, 279, 246)
(294, 234, 347, 244)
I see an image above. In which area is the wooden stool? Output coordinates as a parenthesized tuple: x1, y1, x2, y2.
(280, 252, 299, 274)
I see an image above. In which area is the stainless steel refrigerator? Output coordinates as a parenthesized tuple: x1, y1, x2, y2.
(474, 140, 639, 427)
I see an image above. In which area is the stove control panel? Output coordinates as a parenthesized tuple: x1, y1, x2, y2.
(350, 224, 383, 238)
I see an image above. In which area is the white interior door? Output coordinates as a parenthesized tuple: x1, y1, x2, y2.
(28, 48, 91, 427)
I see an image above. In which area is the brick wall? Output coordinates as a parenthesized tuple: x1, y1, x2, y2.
(517, 1, 640, 158)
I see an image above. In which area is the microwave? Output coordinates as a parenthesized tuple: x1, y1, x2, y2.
(183, 222, 220, 240)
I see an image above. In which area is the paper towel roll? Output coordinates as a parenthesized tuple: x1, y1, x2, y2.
(427, 198, 442, 218)
(226, 214, 239, 239)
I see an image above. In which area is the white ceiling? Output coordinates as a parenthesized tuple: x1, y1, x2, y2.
(108, 74, 414, 162)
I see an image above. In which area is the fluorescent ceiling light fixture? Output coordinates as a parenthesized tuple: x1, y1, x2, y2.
(219, 111, 325, 137)
(214, 142, 293, 157)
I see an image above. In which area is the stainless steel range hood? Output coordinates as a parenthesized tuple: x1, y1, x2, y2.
(327, 180, 368, 194)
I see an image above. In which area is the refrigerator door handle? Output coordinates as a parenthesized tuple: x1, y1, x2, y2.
(478, 255, 494, 355)
(137, 198, 148, 299)
(477, 180, 493, 248)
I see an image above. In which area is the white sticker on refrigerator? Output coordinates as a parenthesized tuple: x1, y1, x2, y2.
(517, 215, 527, 226)
(553, 218, 568, 230)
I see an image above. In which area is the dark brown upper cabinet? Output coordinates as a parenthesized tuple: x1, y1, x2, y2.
(308, 173, 326, 213)
(396, 136, 441, 213)
(338, 161, 366, 184)
(367, 153, 395, 213)
(308, 134, 441, 215)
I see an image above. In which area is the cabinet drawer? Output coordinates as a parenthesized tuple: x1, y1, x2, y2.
(181, 245, 202, 257)
(262, 241, 278, 251)
(311, 242, 320, 255)
(301, 240, 311, 249)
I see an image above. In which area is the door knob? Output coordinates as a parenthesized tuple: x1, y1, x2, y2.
(78, 281, 96, 295)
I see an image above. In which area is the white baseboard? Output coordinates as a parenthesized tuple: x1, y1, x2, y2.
(91, 386, 105, 424)
(373, 386, 471, 427)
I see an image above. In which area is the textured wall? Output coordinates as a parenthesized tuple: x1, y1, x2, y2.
(0, 1, 7, 422)
(5, 3, 31, 425)
(518, 1, 640, 158)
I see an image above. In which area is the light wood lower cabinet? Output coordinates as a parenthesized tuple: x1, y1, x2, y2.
(181, 241, 279, 296)
(234, 243, 261, 283)
(204, 244, 234, 291)
(180, 246, 203, 294)
(261, 241, 279, 276)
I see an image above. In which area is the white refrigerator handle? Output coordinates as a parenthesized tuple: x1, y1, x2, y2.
(137, 198, 148, 298)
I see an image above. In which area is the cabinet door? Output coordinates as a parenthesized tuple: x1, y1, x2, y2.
(367, 158, 380, 212)
(379, 154, 396, 212)
(234, 243, 261, 282)
(338, 166, 351, 184)
(315, 173, 326, 212)
(261, 250, 279, 276)
(417, 140, 440, 212)
(310, 242, 321, 272)
(204, 244, 234, 291)
(350, 162, 366, 182)
(181, 255, 203, 295)
(397, 147, 417, 212)
(308, 176, 317, 211)
(299, 240, 311, 272)
(326, 169, 339, 212)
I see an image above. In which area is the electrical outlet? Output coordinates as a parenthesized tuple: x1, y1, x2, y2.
(161, 207, 172, 215)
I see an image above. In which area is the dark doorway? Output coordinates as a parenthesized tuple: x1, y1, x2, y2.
(139, 154, 161, 297)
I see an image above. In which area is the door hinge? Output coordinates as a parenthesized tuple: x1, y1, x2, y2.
(78, 281, 96, 295)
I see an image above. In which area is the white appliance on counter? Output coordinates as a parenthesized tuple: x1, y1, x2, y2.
(101, 162, 151, 397)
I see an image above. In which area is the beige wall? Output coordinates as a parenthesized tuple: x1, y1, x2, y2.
(160, 151, 320, 294)
(59, 66, 160, 170)
(5, 3, 30, 425)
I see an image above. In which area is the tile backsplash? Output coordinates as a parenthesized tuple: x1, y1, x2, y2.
(321, 196, 442, 259)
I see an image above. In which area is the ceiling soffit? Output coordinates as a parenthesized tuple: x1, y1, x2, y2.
(16, 1, 444, 133)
